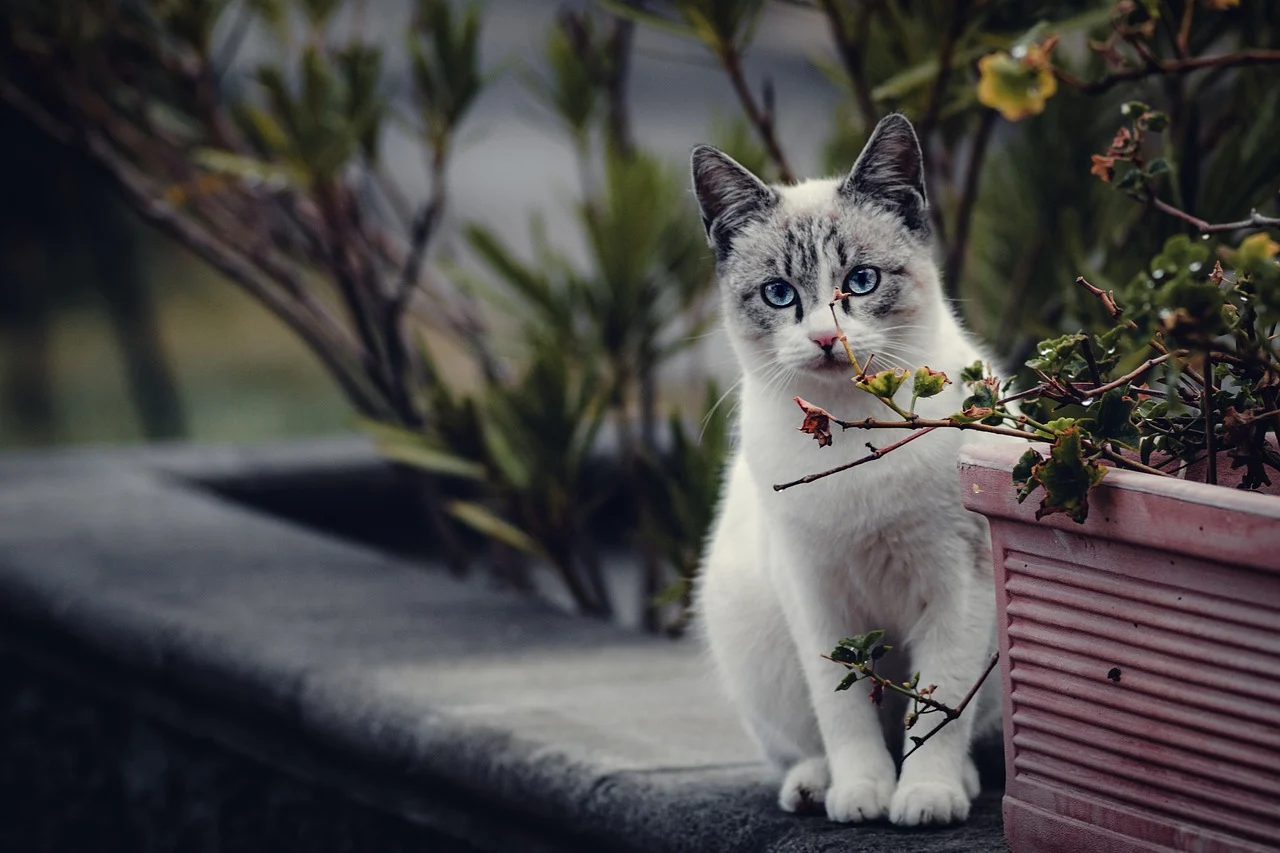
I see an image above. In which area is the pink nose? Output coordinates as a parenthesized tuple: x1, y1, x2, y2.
(812, 333, 839, 350)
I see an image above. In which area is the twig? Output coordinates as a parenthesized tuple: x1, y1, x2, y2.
(1204, 352, 1217, 486)
(1080, 351, 1179, 398)
(1151, 197, 1280, 233)
(1079, 337, 1104, 386)
(605, 15, 637, 156)
(917, 0, 971, 151)
(943, 108, 996, 300)
(995, 386, 1043, 407)
(902, 651, 1000, 760)
(835, 416, 1041, 442)
(720, 46, 796, 182)
(817, 0, 878, 125)
(1099, 447, 1172, 477)
(1175, 0, 1194, 59)
(821, 654, 956, 716)
(211, 0, 255, 83)
(1055, 48, 1280, 95)
(774, 427, 937, 491)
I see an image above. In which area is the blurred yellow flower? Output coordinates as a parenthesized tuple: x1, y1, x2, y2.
(976, 39, 1059, 122)
(1236, 232, 1280, 267)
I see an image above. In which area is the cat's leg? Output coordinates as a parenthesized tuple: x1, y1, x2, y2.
(769, 563, 899, 824)
(698, 457, 826, 812)
(890, 534, 998, 827)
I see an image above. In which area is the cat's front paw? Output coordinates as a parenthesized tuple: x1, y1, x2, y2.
(823, 775, 895, 823)
(778, 757, 829, 814)
(888, 780, 971, 827)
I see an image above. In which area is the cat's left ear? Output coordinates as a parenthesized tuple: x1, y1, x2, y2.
(691, 145, 777, 258)
(839, 113, 928, 235)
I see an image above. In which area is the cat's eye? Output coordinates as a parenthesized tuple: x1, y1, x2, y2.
(843, 265, 881, 296)
(760, 280, 798, 308)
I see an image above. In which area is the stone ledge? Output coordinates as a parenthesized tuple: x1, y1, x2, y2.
(0, 440, 1006, 852)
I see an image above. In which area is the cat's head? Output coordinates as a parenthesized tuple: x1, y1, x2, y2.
(691, 114, 942, 387)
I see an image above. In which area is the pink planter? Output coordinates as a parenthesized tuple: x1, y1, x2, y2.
(959, 444, 1280, 853)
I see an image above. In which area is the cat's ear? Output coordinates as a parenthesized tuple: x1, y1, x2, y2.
(691, 145, 776, 256)
(839, 113, 928, 234)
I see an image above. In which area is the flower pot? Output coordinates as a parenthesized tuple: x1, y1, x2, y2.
(959, 443, 1280, 853)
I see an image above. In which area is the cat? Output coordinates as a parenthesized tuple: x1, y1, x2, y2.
(691, 114, 1003, 827)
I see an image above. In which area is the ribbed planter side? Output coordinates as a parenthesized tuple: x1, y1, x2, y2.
(959, 444, 1280, 853)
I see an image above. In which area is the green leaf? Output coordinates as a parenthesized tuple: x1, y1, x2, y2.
(1026, 332, 1087, 375)
(191, 148, 305, 188)
(1088, 389, 1142, 447)
(912, 366, 950, 400)
(871, 45, 990, 102)
(653, 576, 692, 608)
(445, 500, 545, 556)
(836, 670, 862, 692)
(1032, 426, 1108, 523)
(593, 0, 696, 39)
(831, 644, 862, 665)
(358, 418, 486, 479)
(1042, 417, 1077, 434)
(1012, 448, 1043, 503)
(960, 361, 986, 384)
(1146, 158, 1171, 178)
(855, 368, 909, 400)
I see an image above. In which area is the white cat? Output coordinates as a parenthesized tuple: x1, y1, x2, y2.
(692, 114, 1003, 827)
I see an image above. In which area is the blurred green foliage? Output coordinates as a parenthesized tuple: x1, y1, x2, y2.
(5, 0, 1280, 627)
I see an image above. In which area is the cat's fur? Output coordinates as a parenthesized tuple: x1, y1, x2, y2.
(692, 115, 1002, 827)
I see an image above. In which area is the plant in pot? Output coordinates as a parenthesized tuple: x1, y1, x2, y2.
(784, 105, 1280, 853)
(767, 8, 1280, 851)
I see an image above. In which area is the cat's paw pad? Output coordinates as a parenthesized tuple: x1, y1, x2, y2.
(889, 780, 971, 827)
(778, 757, 829, 814)
(823, 776, 895, 823)
(962, 757, 981, 800)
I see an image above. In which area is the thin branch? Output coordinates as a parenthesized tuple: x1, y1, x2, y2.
(1151, 197, 1280, 233)
(1, 90, 389, 418)
(605, 15, 637, 156)
(943, 108, 996, 300)
(1175, 0, 1194, 59)
(774, 427, 937, 491)
(817, 0, 878, 125)
(720, 46, 796, 183)
(1099, 447, 1171, 478)
(392, 146, 448, 317)
(1055, 48, 1280, 95)
(902, 651, 1000, 760)
(1204, 352, 1217, 486)
(834, 416, 1041, 442)
(1080, 351, 1179, 399)
(917, 0, 971, 149)
(211, 0, 255, 83)
(821, 654, 956, 716)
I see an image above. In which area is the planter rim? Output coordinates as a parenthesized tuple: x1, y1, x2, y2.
(959, 442, 1280, 574)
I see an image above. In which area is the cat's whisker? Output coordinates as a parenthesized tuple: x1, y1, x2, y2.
(700, 376, 745, 440)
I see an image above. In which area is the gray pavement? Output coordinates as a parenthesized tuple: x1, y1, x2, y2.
(0, 440, 1006, 851)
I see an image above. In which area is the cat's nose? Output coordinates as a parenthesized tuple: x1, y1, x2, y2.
(811, 333, 838, 355)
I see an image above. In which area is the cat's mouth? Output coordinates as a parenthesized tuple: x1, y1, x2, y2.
(809, 355, 854, 375)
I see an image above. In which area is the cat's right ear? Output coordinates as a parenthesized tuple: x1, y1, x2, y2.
(691, 145, 776, 257)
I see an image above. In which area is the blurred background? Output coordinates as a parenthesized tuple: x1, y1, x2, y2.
(3, 0, 1278, 450)
(4, 0, 1279, 627)
(0, 0, 845, 449)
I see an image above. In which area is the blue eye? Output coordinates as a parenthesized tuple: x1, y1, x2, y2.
(761, 280, 798, 308)
(843, 265, 881, 296)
